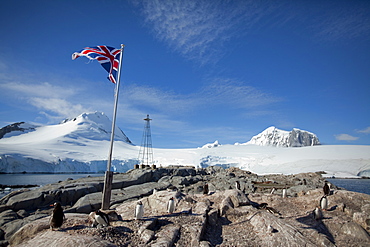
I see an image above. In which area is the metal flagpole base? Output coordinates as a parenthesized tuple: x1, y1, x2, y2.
(101, 171, 114, 210)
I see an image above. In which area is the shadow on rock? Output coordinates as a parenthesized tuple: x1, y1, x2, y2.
(203, 216, 231, 246)
(296, 213, 335, 244)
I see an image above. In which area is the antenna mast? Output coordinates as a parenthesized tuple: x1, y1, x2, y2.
(138, 114, 154, 166)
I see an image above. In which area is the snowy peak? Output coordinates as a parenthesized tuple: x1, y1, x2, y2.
(0, 112, 132, 144)
(200, 140, 221, 149)
(60, 112, 132, 143)
(0, 122, 38, 139)
(245, 126, 320, 147)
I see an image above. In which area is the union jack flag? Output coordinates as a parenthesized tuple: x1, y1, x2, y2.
(72, 45, 121, 84)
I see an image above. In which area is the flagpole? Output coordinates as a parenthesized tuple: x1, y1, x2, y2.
(101, 44, 125, 210)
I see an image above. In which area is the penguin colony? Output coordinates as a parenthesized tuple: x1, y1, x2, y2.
(313, 182, 331, 220)
(48, 179, 334, 230)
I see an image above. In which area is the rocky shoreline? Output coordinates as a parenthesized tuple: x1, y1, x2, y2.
(0, 166, 369, 246)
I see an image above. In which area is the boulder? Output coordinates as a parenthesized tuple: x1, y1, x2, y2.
(353, 212, 370, 231)
(150, 224, 180, 247)
(0, 209, 18, 227)
(340, 222, 370, 241)
(5, 191, 45, 211)
(2, 213, 48, 240)
(223, 189, 251, 207)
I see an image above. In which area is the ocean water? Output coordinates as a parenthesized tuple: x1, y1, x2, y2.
(326, 178, 370, 195)
(0, 173, 104, 186)
(0, 173, 103, 198)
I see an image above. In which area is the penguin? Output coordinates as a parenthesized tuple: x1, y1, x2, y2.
(257, 202, 268, 209)
(323, 182, 330, 196)
(270, 187, 276, 194)
(50, 202, 65, 230)
(320, 195, 328, 211)
(88, 211, 97, 227)
(266, 206, 281, 216)
(267, 225, 274, 233)
(313, 206, 322, 220)
(282, 188, 287, 198)
(135, 201, 144, 220)
(167, 197, 175, 214)
(203, 183, 209, 195)
(94, 209, 109, 228)
(235, 181, 241, 190)
(153, 188, 157, 195)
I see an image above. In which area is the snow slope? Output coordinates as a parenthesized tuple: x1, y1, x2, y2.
(0, 112, 369, 177)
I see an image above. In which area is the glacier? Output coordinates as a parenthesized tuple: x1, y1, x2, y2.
(0, 112, 369, 178)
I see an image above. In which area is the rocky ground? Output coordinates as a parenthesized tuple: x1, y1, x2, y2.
(0, 166, 369, 246)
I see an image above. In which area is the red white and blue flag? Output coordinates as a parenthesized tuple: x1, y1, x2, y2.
(72, 45, 121, 84)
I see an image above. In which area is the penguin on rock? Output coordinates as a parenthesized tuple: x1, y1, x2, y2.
(50, 202, 65, 230)
(270, 187, 276, 194)
(203, 183, 209, 195)
(313, 206, 323, 220)
(235, 181, 241, 190)
(323, 182, 330, 196)
(94, 210, 110, 228)
(167, 197, 175, 214)
(320, 195, 328, 211)
(282, 188, 287, 198)
(135, 201, 144, 220)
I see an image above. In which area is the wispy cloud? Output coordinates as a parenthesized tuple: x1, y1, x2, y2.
(357, 127, 370, 134)
(133, 0, 273, 63)
(335, 134, 359, 141)
(122, 84, 198, 115)
(133, 0, 370, 64)
(311, 2, 370, 41)
(122, 78, 282, 119)
(0, 81, 91, 123)
(199, 78, 281, 108)
(1, 82, 77, 99)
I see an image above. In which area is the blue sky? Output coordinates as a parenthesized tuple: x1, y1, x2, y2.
(0, 0, 369, 148)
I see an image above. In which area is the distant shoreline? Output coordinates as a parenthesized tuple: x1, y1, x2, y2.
(0, 172, 105, 174)
(0, 184, 38, 189)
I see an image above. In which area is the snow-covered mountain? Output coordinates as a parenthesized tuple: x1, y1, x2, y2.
(0, 112, 131, 144)
(243, 126, 320, 147)
(0, 112, 369, 178)
(0, 112, 136, 173)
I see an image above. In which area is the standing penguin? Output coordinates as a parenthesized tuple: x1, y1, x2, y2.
(235, 181, 241, 190)
(282, 188, 287, 198)
(270, 187, 276, 194)
(320, 195, 328, 211)
(323, 182, 330, 196)
(203, 183, 209, 195)
(167, 197, 175, 214)
(135, 201, 144, 220)
(95, 210, 110, 228)
(50, 202, 65, 230)
(313, 207, 323, 220)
